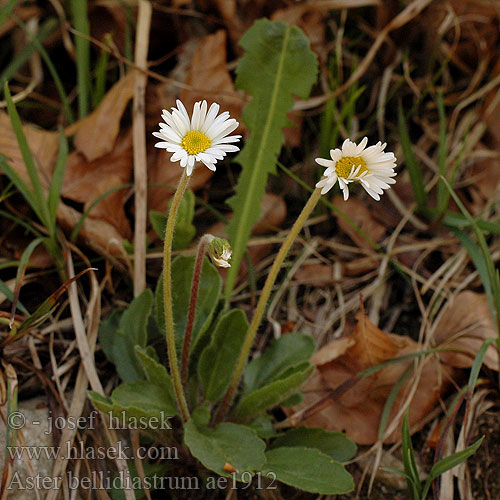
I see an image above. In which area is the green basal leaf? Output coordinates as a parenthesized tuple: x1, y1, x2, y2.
(224, 19, 318, 299)
(245, 414, 278, 439)
(234, 362, 313, 422)
(87, 391, 113, 413)
(198, 309, 248, 403)
(155, 255, 221, 353)
(135, 346, 176, 408)
(243, 331, 315, 394)
(150, 190, 196, 249)
(98, 289, 153, 382)
(184, 420, 266, 480)
(272, 427, 357, 462)
(261, 447, 354, 494)
(111, 380, 178, 421)
(281, 392, 304, 407)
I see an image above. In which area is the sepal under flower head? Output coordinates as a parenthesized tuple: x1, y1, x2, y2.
(153, 100, 241, 176)
(315, 137, 397, 201)
(207, 237, 232, 268)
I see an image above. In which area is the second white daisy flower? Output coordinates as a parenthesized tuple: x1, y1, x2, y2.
(316, 137, 397, 201)
(153, 100, 241, 176)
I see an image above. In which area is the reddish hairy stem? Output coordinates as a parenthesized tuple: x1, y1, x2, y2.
(180, 235, 211, 388)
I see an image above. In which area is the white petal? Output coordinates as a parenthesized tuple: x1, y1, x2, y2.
(315, 158, 334, 168)
(201, 103, 221, 133)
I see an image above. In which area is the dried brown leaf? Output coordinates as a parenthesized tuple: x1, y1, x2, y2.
(0, 111, 59, 191)
(332, 196, 387, 249)
(180, 30, 243, 125)
(62, 133, 133, 237)
(286, 314, 452, 444)
(73, 71, 135, 162)
(433, 291, 498, 370)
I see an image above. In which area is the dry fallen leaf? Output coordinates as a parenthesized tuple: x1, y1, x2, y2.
(62, 133, 133, 238)
(332, 196, 387, 249)
(57, 202, 127, 257)
(180, 30, 243, 127)
(286, 314, 452, 444)
(433, 291, 499, 370)
(72, 70, 135, 162)
(0, 111, 59, 191)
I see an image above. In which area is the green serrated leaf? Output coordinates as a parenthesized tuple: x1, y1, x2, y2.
(261, 447, 354, 494)
(272, 427, 357, 462)
(198, 309, 248, 403)
(155, 255, 221, 353)
(244, 332, 315, 394)
(224, 19, 318, 298)
(184, 420, 266, 479)
(234, 363, 313, 422)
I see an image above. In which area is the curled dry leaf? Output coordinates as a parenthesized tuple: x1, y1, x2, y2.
(285, 314, 452, 444)
(433, 291, 499, 370)
(0, 111, 59, 191)
(332, 196, 387, 250)
(61, 133, 133, 238)
(72, 70, 135, 162)
(57, 202, 127, 257)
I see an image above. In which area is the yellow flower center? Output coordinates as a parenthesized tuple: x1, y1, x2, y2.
(335, 156, 368, 178)
(181, 131, 211, 155)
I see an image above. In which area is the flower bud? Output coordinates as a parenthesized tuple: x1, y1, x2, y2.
(207, 237, 232, 268)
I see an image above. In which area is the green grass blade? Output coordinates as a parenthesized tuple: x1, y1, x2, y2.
(0, 154, 37, 215)
(0, 0, 20, 31)
(10, 237, 46, 321)
(398, 102, 427, 209)
(92, 33, 111, 108)
(452, 228, 494, 316)
(441, 177, 500, 336)
(48, 130, 68, 232)
(0, 278, 28, 315)
(378, 365, 413, 440)
(0, 18, 58, 93)
(401, 411, 423, 498)
(4, 82, 51, 230)
(4, 86, 50, 229)
(12, 15, 74, 123)
(69, 0, 91, 118)
(422, 436, 484, 498)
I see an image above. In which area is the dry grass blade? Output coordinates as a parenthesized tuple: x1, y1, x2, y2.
(133, 0, 152, 297)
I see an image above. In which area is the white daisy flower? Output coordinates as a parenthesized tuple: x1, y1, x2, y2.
(153, 100, 241, 176)
(315, 137, 397, 201)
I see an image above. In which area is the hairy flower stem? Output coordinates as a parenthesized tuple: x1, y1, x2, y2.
(163, 170, 191, 422)
(181, 234, 214, 388)
(213, 188, 323, 426)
